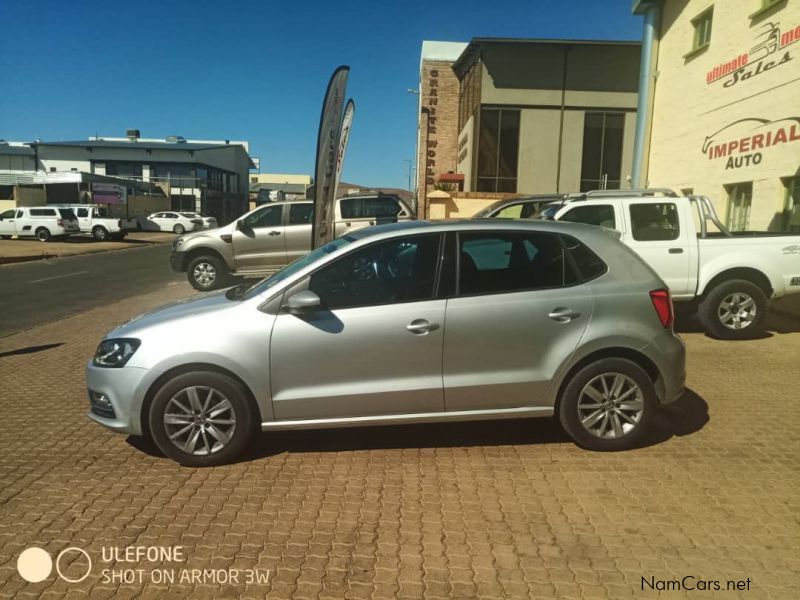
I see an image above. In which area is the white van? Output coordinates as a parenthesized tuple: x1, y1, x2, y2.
(0, 206, 80, 241)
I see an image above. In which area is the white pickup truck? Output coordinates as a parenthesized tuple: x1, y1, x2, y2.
(57, 204, 127, 241)
(541, 189, 800, 339)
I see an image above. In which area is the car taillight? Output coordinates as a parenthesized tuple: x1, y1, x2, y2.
(649, 289, 674, 328)
(57, 218, 63, 226)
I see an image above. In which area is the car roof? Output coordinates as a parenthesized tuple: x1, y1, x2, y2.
(346, 218, 616, 241)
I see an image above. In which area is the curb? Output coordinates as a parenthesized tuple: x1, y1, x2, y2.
(0, 241, 162, 266)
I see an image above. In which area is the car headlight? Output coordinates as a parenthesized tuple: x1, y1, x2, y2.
(173, 238, 184, 250)
(93, 338, 140, 368)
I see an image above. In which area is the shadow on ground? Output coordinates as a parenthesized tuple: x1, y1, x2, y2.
(0, 342, 63, 359)
(128, 388, 709, 465)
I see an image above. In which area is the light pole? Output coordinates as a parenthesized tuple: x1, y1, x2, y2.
(420, 106, 431, 219)
(408, 88, 421, 215)
(403, 159, 415, 192)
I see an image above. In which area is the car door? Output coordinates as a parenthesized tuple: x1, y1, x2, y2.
(622, 201, 692, 297)
(75, 207, 91, 232)
(269, 233, 445, 420)
(443, 230, 594, 411)
(284, 203, 314, 264)
(0, 209, 17, 236)
(231, 204, 286, 270)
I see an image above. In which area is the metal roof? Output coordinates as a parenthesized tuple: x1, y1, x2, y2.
(0, 145, 36, 156)
(31, 140, 244, 152)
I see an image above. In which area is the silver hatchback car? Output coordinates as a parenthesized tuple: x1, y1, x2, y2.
(87, 220, 685, 466)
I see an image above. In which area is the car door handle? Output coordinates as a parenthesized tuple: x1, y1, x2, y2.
(548, 308, 580, 323)
(406, 320, 440, 334)
(269, 230, 281, 236)
(668, 247, 684, 254)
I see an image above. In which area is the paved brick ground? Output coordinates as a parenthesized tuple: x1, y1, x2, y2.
(0, 286, 798, 599)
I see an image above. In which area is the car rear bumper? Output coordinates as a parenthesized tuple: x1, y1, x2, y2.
(643, 329, 686, 404)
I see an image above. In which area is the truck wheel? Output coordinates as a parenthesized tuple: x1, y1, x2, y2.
(174, 224, 185, 235)
(559, 358, 656, 451)
(148, 370, 256, 467)
(187, 255, 228, 291)
(698, 279, 767, 340)
(92, 226, 109, 241)
(35, 227, 51, 242)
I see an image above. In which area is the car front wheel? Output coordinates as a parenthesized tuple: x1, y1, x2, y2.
(148, 371, 255, 467)
(559, 358, 656, 451)
(187, 255, 228, 291)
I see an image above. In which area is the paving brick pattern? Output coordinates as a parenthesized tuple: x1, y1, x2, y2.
(0, 285, 798, 599)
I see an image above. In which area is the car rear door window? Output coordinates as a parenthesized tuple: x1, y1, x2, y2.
(629, 203, 680, 241)
(77, 208, 88, 218)
(309, 234, 440, 309)
(458, 232, 568, 295)
(559, 204, 616, 228)
(289, 204, 314, 225)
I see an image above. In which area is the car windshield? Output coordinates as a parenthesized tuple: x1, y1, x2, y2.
(239, 235, 355, 300)
(472, 199, 510, 218)
(534, 202, 565, 220)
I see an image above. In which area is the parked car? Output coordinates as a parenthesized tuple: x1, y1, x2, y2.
(53, 204, 126, 241)
(87, 219, 686, 466)
(535, 189, 800, 339)
(473, 194, 566, 219)
(171, 194, 415, 291)
(0, 206, 80, 241)
(146, 211, 203, 234)
(179, 212, 218, 230)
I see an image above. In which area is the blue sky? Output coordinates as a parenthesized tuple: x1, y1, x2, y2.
(0, 0, 642, 189)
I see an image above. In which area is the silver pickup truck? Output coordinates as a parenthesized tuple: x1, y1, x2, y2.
(171, 194, 414, 290)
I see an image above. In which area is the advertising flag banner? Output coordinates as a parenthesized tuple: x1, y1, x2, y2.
(312, 66, 350, 249)
(334, 99, 355, 201)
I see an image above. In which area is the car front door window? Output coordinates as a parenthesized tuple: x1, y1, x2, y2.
(309, 234, 440, 309)
(244, 205, 282, 229)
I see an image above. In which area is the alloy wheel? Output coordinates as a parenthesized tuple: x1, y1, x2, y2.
(193, 262, 216, 287)
(717, 292, 756, 330)
(163, 386, 236, 456)
(577, 373, 644, 439)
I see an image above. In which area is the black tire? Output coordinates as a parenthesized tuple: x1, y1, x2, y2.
(148, 371, 256, 467)
(697, 279, 767, 340)
(187, 255, 229, 291)
(559, 358, 656, 451)
(173, 224, 185, 234)
(92, 226, 109, 241)
(35, 227, 51, 242)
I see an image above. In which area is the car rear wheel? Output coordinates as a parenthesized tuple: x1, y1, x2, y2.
(92, 226, 109, 241)
(35, 227, 51, 242)
(149, 371, 256, 467)
(187, 255, 228, 291)
(174, 224, 185, 234)
(559, 358, 656, 451)
(698, 279, 767, 340)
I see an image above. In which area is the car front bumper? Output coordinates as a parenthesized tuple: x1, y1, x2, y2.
(85, 361, 160, 436)
(169, 250, 187, 272)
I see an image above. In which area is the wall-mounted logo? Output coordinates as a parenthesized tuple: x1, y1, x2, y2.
(702, 117, 800, 170)
(706, 21, 799, 87)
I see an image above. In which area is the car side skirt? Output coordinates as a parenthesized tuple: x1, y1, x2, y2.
(261, 406, 554, 431)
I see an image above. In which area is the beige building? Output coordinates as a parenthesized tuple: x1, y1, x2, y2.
(633, 0, 800, 232)
(415, 38, 641, 217)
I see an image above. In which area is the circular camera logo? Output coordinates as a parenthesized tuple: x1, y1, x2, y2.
(17, 547, 92, 583)
(17, 548, 52, 583)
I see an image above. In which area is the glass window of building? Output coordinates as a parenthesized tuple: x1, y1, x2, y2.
(580, 112, 625, 192)
(725, 183, 753, 232)
(783, 178, 800, 233)
(477, 109, 520, 193)
(691, 7, 713, 52)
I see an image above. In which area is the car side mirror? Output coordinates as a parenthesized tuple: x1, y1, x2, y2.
(286, 290, 321, 314)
